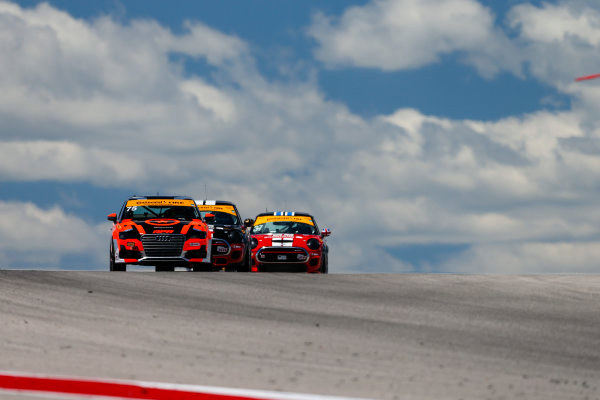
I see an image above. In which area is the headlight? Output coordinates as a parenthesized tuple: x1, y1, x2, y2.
(228, 230, 243, 243)
(189, 227, 207, 239)
(251, 237, 258, 249)
(306, 238, 321, 250)
(119, 228, 139, 240)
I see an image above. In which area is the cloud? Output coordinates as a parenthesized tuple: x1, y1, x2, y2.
(1, 1, 600, 273)
(506, 2, 600, 91)
(307, 0, 521, 77)
(308, 0, 600, 87)
(439, 242, 600, 273)
(0, 200, 107, 269)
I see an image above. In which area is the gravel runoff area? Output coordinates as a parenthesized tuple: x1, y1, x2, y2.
(0, 271, 599, 400)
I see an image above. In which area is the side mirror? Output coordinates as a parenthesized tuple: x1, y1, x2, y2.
(107, 213, 117, 223)
(204, 213, 215, 224)
(321, 228, 331, 237)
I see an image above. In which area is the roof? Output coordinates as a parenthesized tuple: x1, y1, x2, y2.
(254, 211, 315, 219)
(195, 200, 237, 207)
(128, 195, 195, 201)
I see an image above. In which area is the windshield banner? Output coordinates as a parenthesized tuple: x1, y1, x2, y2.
(126, 199, 196, 207)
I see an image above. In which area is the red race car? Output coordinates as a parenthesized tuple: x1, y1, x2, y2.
(107, 196, 212, 272)
(248, 212, 331, 273)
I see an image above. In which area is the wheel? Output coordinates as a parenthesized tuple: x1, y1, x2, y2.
(320, 256, 328, 274)
(109, 243, 126, 271)
(236, 250, 251, 272)
(155, 266, 175, 272)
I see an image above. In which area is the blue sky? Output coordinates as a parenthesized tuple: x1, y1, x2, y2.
(1, 0, 600, 272)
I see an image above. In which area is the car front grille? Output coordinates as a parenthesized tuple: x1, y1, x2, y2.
(256, 247, 308, 263)
(141, 234, 185, 257)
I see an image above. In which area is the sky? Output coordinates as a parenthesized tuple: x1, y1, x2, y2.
(2, 0, 600, 273)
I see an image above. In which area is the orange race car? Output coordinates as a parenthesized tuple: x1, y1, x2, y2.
(248, 212, 331, 273)
(195, 200, 252, 272)
(107, 196, 212, 272)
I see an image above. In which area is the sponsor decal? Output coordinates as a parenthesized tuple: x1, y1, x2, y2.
(145, 219, 180, 226)
(153, 229, 174, 233)
(254, 215, 314, 226)
(272, 234, 295, 239)
(126, 199, 196, 207)
(197, 204, 238, 216)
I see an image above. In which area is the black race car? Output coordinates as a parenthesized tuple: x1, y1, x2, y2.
(196, 200, 252, 271)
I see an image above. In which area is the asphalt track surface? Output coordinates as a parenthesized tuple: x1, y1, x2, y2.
(0, 271, 599, 400)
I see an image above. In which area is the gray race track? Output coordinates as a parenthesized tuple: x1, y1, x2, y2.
(0, 271, 599, 400)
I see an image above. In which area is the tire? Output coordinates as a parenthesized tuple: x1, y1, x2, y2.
(236, 250, 251, 272)
(155, 266, 175, 272)
(320, 256, 328, 274)
(109, 243, 126, 271)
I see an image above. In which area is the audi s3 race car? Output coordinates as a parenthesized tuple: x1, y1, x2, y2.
(196, 200, 251, 272)
(107, 196, 212, 272)
(248, 212, 331, 273)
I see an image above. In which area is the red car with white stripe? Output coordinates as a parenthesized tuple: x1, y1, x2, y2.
(248, 212, 331, 273)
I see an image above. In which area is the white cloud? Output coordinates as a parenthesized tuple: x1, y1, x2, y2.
(505, 2, 600, 92)
(1, 1, 600, 273)
(307, 0, 600, 88)
(439, 242, 600, 274)
(0, 200, 107, 269)
(307, 0, 521, 77)
(509, 3, 600, 46)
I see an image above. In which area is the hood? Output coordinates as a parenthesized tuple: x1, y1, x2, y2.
(253, 233, 319, 247)
(123, 218, 204, 234)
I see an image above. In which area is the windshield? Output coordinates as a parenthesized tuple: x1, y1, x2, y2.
(199, 210, 239, 225)
(251, 221, 318, 235)
(122, 205, 199, 221)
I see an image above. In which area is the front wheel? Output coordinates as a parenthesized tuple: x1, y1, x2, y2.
(236, 250, 251, 272)
(109, 243, 126, 271)
(319, 256, 328, 274)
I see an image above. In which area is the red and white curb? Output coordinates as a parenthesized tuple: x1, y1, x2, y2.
(0, 372, 372, 400)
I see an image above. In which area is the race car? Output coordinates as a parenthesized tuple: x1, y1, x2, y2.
(107, 196, 212, 272)
(248, 211, 331, 273)
(195, 200, 251, 272)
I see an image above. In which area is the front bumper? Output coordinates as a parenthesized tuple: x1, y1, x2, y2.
(211, 239, 246, 267)
(251, 246, 321, 273)
(113, 236, 212, 266)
